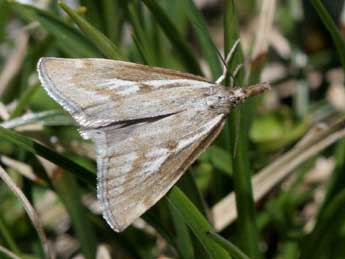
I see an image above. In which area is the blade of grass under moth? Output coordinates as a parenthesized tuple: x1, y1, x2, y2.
(0, 126, 96, 187)
(167, 187, 231, 259)
(178, 173, 208, 217)
(310, 0, 345, 68)
(53, 171, 97, 259)
(140, 0, 203, 75)
(168, 203, 195, 259)
(9, 2, 101, 58)
(207, 232, 251, 259)
(59, 2, 124, 60)
(185, 0, 222, 80)
(224, 1, 261, 258)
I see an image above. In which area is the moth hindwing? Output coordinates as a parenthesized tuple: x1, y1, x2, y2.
(38, 57, 249, 231)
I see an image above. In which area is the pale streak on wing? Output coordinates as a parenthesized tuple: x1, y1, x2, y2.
(87, 109, 225, 232)
(37, 58, 215, 131)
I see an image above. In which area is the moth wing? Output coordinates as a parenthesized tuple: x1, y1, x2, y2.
(37, 58, 214, 130)
(89, 109, 225, 231)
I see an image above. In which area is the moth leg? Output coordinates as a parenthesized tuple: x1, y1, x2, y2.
(215, 39, 241, 86)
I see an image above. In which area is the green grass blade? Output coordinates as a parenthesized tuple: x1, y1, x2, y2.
(207, 232, 251, 259)
(167, 187, 231, 259)
(178, 173, 208, 216)
(0, 0, 10, 42)
(140, 0, 203, 75)
(80, 0, 103, 30)
(59, 2, 124, 60)
(224, 1, 260, 258)
(185, 0, 222, 80)
(10, 2, 101, 58)
(0, 126, 96, 186)
(101, 0, 123, 43)
(168, 203, 195, 259)
(310, 0, 345, 68)
(0, 217, 21, 255)
(126, 2, 157, 66)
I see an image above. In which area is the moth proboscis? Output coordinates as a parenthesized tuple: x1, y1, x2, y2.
(37, 57, 270, 232)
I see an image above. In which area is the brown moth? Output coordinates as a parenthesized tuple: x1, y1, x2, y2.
(37, 57, 269, 232)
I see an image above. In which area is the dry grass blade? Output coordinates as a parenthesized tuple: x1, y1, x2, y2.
(0, 245, 21, 259)
(251, 0, 276, 61)
(96, 245, 111, 259)
(0, 29, 28, 96)
(0, 166, 54, 258)
(0, 102, 10, 120)
(1, 155, 41, 182)
(212, 116, 345, 231)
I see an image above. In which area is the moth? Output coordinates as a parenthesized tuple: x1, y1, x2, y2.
(37, 57, 269, 232)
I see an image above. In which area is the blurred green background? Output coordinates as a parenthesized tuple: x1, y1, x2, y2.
(0, 0, 345, 258)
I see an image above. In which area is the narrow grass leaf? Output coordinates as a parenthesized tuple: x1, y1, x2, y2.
(224, 1, 260, 258)
(310, 0, 345, 68)
(10, 2, 101, 58)
(0, 217, 21, 255)
(0, 126, 95, 186)
(0, 0, 10, 42)
(2, 110, 74, 129)
(126, 2, 156, 66)
(101, 0, 123, 43)
(167, 187, 231, 259)
(0, 245, 22, 259)
(168, 203, 195, 259)
(0, 166, 51, 258)
(59, 2, 124, 60)
(207, 232, 251, 259)
(80, 0, 103, 30)
(140, 0, 203, 75)
(185, 0, 222, 80)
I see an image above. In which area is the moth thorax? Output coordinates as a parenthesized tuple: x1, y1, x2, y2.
(206, 87, 233, 113)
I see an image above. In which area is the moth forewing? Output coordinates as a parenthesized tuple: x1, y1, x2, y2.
(37, 57, 269, 232)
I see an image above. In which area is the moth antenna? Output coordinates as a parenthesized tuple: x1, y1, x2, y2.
(232, 64, 243, 80)
(225, 39, 241, 65)
(243, 82, 271, 98)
